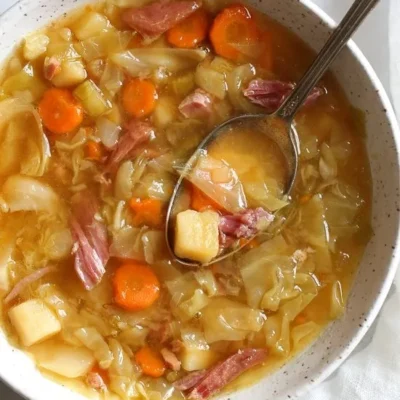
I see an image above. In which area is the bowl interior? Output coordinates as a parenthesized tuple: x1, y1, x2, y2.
(0, 1, 399, 400)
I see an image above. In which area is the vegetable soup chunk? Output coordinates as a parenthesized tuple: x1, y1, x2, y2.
(0, 1, 372, 400)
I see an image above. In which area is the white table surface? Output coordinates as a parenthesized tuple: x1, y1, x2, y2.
(0, 0, 396, 399)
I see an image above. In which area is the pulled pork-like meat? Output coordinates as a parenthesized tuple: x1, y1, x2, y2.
(219, 207, 274, 245)
(179, 89, 213, 119)
(174, 348, 267, 400)
(86, 372, 106, 390)
(243, 79, 324, 112)
(122, 0, 201, 39)
(161, 347, 181, 371)
(70, 191, 109, 290)
(43, 56, 61, 81)
(105, 120, 153, 174)
(4, 266, 57, 304)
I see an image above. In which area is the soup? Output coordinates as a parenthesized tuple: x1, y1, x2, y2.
(0, 1, 372, 400)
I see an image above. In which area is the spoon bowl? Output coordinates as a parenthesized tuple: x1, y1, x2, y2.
(165, 0, 380, 267)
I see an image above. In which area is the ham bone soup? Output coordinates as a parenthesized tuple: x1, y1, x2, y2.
(0, 1, 372, 400)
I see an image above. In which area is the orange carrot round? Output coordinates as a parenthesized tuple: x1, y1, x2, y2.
(190, 185, 225, 213)
(122, 78, 157, 118)
(209, 4, 260, 62)
(38, 88, 84, 134)
(129, 197, 163, 228)
(167, 9, 209, 49)
(85, 140, 104, 161)
(135, 346, 166, 378)
(113, 263, 160, 311)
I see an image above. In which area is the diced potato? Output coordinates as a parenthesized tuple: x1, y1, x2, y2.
(23, 33, 50, 61)
(170, 72, 195, 97)
(0, 266, 9, 296)
(152, 96, 178, 128)
(181, 347, 218, 371)
(174, 210, 220, 264)
(8, 299, 61, 346)
(74, 80, 112, 117)
(52, 60, 87, 88)
(71, 12, 110, 41)
(30, 342, 95, 378)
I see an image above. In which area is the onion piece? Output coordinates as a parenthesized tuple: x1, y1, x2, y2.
(96, 117, 121, 149)
(4, 266, 57, 304)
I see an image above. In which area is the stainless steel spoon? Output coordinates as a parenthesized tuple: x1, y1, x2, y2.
(165, 0, 380, 267)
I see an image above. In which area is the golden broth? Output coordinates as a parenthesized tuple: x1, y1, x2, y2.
(0, 1, 371, 399)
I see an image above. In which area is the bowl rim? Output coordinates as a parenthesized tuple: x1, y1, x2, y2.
(0, 1, 399, 400)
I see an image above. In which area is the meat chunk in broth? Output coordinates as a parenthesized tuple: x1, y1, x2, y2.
(0, 0, 372, 399)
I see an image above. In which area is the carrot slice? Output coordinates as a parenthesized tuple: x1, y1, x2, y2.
(38, 88, 84, 134)
(129, 198, 164, 227)
(122, 78, 158, 118)
(209, 4, 260, 62)
(135, 346, 166, 378)
(190, 184, 225, 213)
(85, 140, 104, 161)
(167, 9, 209, 49)
(113, 262, 160, 311)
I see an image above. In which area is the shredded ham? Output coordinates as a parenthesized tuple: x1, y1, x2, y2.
(70, 191, 109, 290)
(243, 79, 324, 112)
(174, 348, 267, 399)
(43, 56, 61, 81)
(219, 207, 274, 243)
(174, 370, 208, 391)
(179, 89, 213, 119)
(170, 339, 184, 353)
(122, 0, 201, 39)
(105, 120, 153, 174)
(4, 266, 57, 304)
(86, 372, 106, 390)
(161, 348, 181, 371)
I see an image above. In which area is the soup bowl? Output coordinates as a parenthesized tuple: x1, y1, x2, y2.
(0, 0, 399, 399)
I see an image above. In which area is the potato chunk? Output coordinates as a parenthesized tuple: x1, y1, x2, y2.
(174, 210, 219, 264)
(30, 342, 95, 378)
(71, 12, 109, 41)
(8, 299, 61, 346)
(181, 347, 218, 371)
(23, 33, 50, 61)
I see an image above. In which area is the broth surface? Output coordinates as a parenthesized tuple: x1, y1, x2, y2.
(0, 1, 372, 399)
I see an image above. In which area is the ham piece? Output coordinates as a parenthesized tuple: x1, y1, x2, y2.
(122, 0, 201, 39)
(219, 207, 274, 245)
(105, 120, 153, 174)
(174, 348, 267, 400)
(243, 79, 324, 112)
(179, 89, 213, 119)
(70, 191, 109, 290)
(4, 266, 57, 304)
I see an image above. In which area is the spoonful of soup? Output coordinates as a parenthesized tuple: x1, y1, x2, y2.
(166, 0, 379, 267)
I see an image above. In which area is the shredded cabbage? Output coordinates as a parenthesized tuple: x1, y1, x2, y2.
(111, 49, 207, 76)
(0, 98, 50, 176)
(202, 298, 265, 343)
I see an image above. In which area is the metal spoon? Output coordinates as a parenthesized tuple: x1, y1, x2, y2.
(165, 0, 380, 267)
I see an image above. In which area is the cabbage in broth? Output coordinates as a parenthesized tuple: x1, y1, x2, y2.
(0, 1, 372, 400)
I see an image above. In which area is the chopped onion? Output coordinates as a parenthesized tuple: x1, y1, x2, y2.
(96, 117, 121, 149)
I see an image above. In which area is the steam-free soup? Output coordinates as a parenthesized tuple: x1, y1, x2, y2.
(0, 1, 372, 399)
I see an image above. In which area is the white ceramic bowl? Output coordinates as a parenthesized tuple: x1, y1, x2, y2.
(0, 1, 399, 399)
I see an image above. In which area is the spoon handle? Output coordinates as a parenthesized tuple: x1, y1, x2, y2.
(276, 0, 380, 121)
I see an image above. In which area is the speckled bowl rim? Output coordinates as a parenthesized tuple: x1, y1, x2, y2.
(0, 1, 399, 400)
